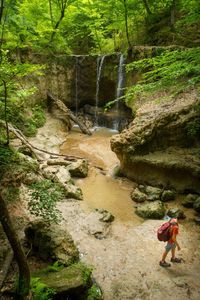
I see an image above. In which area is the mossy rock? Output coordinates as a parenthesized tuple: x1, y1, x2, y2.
(182, 194, 198, 208)
(135, 201, 166, 219)
(32, 263, 93, 299)
(161, 190, 176, 202)
(167, 208, 186, 219)
(131, 188, 147, 203)
(145, 186, 162, 201)
(68, 159, 89, 178)
(194, 197, 200, 213)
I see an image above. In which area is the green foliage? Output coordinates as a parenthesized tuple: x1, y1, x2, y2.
(1, 0, 200, 54)
(186, 118, 200, 137)
(125, 48, 200, 103)
(81, 264, 93, 286)
(0, 50, 45, 137)
(44, 261, 64, 273)
(87, 283, 103, 300)
(20, 105, 46, 137)
(0, 145, 18, 178)
(2, 185, 20, 203)
(28, 179, 65, 223)
(31, 277, 56, 300)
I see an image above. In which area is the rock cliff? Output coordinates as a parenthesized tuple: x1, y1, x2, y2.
(111, 91, 200, 193)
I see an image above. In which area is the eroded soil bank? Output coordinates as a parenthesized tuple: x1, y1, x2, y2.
(31, 116, 200, 300)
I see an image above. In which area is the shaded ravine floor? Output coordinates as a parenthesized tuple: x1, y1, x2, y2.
(31, 116, 200, 300)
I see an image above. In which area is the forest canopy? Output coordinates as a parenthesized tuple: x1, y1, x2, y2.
(0, 0, 199, 55)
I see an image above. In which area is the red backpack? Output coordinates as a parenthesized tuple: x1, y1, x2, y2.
(157, 221, 171, 242)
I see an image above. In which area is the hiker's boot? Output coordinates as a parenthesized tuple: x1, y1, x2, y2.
(171, 257, 182, 263)
(159, 261, 171, 267)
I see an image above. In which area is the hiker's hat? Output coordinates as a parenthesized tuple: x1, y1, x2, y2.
(170, 218, 178, 224)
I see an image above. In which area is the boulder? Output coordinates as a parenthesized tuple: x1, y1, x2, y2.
(135, 201, 166, 219)
(145, 186, 162, 201)
(182, 194, 198, 208)
(131, 188, 147, 203)
(167, 208, 186, 219)
(63, 183, 83, 200)
(68, 159, 88, 178)
(56, 166, 71, 184)
(32, 263, 92, 299)
(25, 221, 79, 265)
(161, 190, 176, 202)
(193, 197, 200, 213)
(95, 208, 115, 223)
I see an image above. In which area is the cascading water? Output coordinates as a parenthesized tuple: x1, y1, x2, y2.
(94, 55, 106, 126)
(113, 53, 126, 131)
(116, 53, 126, 103)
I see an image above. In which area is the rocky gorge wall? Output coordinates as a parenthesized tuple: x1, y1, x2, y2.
(19, 47, 175, 129)
(111, 92, 200, 193)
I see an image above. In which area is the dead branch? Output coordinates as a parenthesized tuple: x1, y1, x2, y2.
(47, 91, 92, 136)
(0, 120, 83, 161)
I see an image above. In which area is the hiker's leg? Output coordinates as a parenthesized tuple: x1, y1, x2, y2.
(161, 250, 168, 262)
(171, 243, 176, 259)
(161, 243, 171, 262)
(160, 245, 171, 267)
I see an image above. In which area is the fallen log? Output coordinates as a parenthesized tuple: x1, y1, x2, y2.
(0, 120, 83, 161)
(47, 91, 92, 136)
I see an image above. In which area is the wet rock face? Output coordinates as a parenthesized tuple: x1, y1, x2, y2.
(111, 95, 200, 193)
(35, 54, 119, 110)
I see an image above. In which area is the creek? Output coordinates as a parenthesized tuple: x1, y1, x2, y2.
(60, 126, 140, 223)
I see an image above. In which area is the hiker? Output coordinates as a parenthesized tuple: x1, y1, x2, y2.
(159, 218, 181, 267)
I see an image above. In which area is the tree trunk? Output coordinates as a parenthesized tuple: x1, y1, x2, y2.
(50, 0, 68, 42)
(48, 0, 54, 26)
(0, 0, 4, 23)
(0, 250, 14, 290)
(0, 193, 31, 300)
(142, 0, 152, 15)
(47, 91, 92, 135)
(2, 80, 10, 145)
(123, 0, 131, 49)
(171, 0, 177, 29)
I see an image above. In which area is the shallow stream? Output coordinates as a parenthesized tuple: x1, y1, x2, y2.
(60, 127, 140, 223)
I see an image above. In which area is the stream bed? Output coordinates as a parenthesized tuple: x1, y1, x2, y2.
(59, 125, 200, 300)
(60, 127, 141, 223)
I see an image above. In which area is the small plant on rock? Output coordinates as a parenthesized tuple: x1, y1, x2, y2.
(28, 179, 65, 223)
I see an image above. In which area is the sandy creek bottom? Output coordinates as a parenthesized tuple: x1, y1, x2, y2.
(59, 126, 200, 300)
(60, 127, 141, 224)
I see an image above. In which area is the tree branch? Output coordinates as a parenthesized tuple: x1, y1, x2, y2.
(2, 80, 9, 145)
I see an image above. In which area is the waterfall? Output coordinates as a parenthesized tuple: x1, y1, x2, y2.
(113, 53, 126, 131)
(116, 53, 126, 107)
(94, 55, 106, 126)
(75, 56, 79, 116)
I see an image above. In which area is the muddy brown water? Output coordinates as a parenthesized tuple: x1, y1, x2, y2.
(60, 127, 141, 223)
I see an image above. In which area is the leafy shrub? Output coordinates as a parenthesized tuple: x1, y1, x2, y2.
(125, 48, 200, 103)
(44, 261, 64, 273)
(31, 277, 56, 300)
(2, 185, 20, 203)
(87, 283, 103, 300)
(0, 145, 18, 179)
(28, 179, 65, 223)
